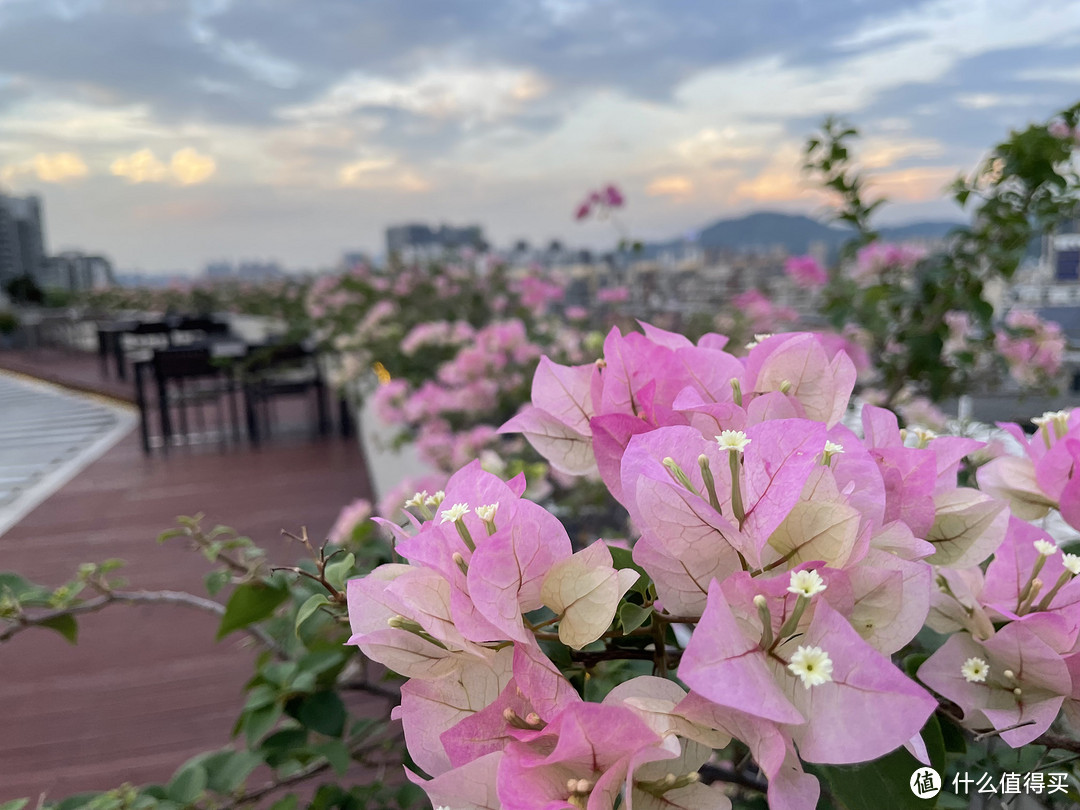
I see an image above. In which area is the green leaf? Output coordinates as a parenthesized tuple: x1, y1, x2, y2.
(260, 728, 309, 767)
(0, 799, 29, 810)
(815, 742, 937, 810)
(243, 684, 278, 712)
(296, 650, 347, 678)
(204, 750, 261, 793)
(311, 740, 351, 775)
(166, 764, 207, 805)
(618, 603, 653, 634)
(243, 702, 282, 746)
(323, 553, 355, 592)
(0, 572, 51, 604)
(204, 570, 230, 597)
(217, 581, 289, 640)
(39, 613, 78, 644)
(269, 796, 297, 810)
(296, 691, 347, 738)
(295, 594, 330, 636)
(608, 546, 650, 595)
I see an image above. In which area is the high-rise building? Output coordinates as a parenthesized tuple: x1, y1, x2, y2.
(41, 252, 115, 292)
(0, 192, 46, 286)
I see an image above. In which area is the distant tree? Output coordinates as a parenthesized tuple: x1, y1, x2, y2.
(4, 275, 44, 305)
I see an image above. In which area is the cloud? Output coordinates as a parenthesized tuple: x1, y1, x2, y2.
(110, 147, 217, 185)
(33, 151, 88, 182)
(111, 148, 169, 183)
(281, 65, 550, 126)
(337, 158, 430, 192)
(171, 148, 217, 185)
(870, 165, 959, 202)
(1, 151, 88, 183)
(646, 175, 694, 197)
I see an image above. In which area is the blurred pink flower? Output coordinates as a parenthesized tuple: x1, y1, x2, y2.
(851, 242, 926, 286)
(328, 498, 372, 545)
(784, 255, 828, 288)
(597, 285, 630, 303)
(603, 184, 625, 207)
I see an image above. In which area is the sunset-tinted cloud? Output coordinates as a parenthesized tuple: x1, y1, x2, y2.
(0, 0, 1075, 270)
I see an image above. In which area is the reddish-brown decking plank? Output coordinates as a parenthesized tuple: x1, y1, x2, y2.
(0, 373, 378, 802)
(0, 348, 136, 404)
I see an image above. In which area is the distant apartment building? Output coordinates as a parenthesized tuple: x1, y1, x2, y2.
(40, 251, 115, 292)
(1012, 221, 1080, 308)
(0, 192, 46, 287)
(386, 223, 487, 258)
(42, 252, 117, 293)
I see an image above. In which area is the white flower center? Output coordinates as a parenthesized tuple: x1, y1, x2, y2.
(1033, 410, 1069, 428)
(475, 503, 499, 522)
(823, 441, 845, 455)
(961, 657, 989, 683)
(715, 430, 751, 452)
(1034, 539, 1058, 557)
(787, 569, 827, 598)
(1063, 553, 1080, 576)
(440, 503, 471, 523)
(787, 645, 834, 688)
(404, 490, 428, 509)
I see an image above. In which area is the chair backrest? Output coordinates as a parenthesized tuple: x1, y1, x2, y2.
(152, 346, 221, 381)
(243, 343, 316, 376)
(174, 317, 231, 336)
(130, 321, 172, 336)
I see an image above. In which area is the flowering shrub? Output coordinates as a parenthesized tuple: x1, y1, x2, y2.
(994, 309, 1066, 388)
(799, 101, 1080, 407)
(80, 277, 312, 326)
(345, 322, 1080, 810)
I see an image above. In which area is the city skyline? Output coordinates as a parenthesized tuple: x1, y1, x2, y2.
(0, 0, 1077, 272)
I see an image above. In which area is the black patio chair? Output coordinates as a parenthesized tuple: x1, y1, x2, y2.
(240, 343, 330, 445)
(135, 346, 241, 453)
(115, 321, 173, 380)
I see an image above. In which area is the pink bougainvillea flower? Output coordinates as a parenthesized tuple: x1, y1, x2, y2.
(499, 358, 599, 476)
(918, 617, 1075, 746)
(682, 579, 936, 763)
(745, 333, 856, 426)
(497, 702, 664, 810)
(980, 517, 1080, 629)
(395, 647, 514, 776)
(467, 497, 574, 643)
(540, 541, 639, 649)
(603, 184, 625, 207)
(407, 750, 503, 810)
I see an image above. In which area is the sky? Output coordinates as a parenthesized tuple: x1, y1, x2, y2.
(0, 0, 1078, 273)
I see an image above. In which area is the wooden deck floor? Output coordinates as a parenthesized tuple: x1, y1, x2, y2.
(0, 349, 378, 801)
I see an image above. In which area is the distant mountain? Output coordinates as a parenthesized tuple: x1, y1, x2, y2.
(643, 211, 965, 258)
(695, 212, 839, 254)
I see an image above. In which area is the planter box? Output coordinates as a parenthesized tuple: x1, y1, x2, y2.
(354, 388, 437, 504)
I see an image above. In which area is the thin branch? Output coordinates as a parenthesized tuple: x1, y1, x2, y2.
(337, 679, 401, 702)
(937, 704, 1080, 755)
(213, 729, 403, 810)
(698, 763, 767, 794)
(0, 589, 287, 658)
(1032, 730, 1080, 756)
(974, 720, 1036, 742)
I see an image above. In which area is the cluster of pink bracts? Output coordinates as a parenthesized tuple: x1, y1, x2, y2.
(346, 323, 1080, 810)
